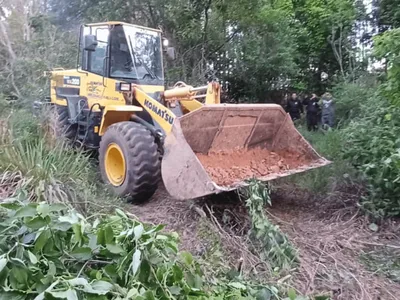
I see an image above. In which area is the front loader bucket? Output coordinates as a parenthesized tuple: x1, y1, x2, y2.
(161, 104, 330, 200)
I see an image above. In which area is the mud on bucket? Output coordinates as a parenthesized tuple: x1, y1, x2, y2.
(161, 104, 331, 200)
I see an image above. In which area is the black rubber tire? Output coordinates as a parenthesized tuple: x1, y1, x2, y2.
(54, 104, 78, 141)
(99, 121, 161, 203)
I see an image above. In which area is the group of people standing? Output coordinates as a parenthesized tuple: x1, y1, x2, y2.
(285, 92, 335, 131)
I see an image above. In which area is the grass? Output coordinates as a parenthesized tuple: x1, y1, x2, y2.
(0, 108, 118, 213)
(282, 123, 358, 194)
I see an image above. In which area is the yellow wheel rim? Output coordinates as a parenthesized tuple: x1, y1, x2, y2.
(105, 143, 126, 186)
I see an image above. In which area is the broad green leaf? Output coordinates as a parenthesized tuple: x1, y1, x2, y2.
(59, 213, 79, 224)
(88, 234, 98, 250)
(25, 216, 49, 229)
(71, 247, 92, 260)
(0, 201, 22, 210)
(104, 225, 114, 244)
(34, 230, 50, 253)
(37, 203, 50, 217)
(131, 249, 141, 276)
(10, 267, 28, 284)
(72, 224, 82, 243)
(95, 271, 102, 280)
(138, 259, 150, 283)
(27, 251, 38, 265)
(66, 289, 78, 300)
(14, 205, 37, 218)
(49, 203, 66, 212)
(53, 222, 72, 231)
(228, 282, 247, 290)
(49, 289, 78, 300)
(288, 288, 297, 300)
(181, 251, 193, 265)
(106, 244, 124, 254)
(48, 261, 56, 276)
(173, 265, 183, 282)
(0, 291, 27, 300)
(144, 224, 164, 235)
(97, 228, 105, 246)
(48, 290, 69, 298)
(134, 224, 144, 240)
(85, 280, 113, 295)
(168, 286, 181, 295)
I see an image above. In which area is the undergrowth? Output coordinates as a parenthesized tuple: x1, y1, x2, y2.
(242, 181, 298, 272)
(0, 200, 280, 299)
(0, 109, 118, 214)
(283, 128, 357, 194)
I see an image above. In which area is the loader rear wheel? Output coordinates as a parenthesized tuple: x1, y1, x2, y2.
(53, 104, 77, 141)
(99, 121, 161, 203)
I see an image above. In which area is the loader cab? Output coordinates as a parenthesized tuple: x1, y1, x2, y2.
(80, 22, 164, 86)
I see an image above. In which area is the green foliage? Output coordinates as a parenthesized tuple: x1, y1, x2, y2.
(0, 109, 116, 210)
(374, 28, 400, 106)
(243, 181, 297, 271)
(342, 96, 400, 217)
(332, 76, 377, 125)
(287, 128, 357, 193)
(0, 201, 279, 299)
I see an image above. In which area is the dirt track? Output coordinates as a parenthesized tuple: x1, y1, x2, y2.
(130, 184, 400, 300)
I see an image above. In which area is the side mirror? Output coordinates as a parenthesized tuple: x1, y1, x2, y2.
(84, 34, 98, 51)
(166, 47, 176, 60)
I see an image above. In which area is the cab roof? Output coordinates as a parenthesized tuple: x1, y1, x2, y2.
(84, 21, 162, 33)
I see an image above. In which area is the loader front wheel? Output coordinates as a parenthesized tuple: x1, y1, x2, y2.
(99, 121, 161, 203)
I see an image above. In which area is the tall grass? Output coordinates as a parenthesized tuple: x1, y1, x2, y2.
(0, 109, 117, 212)
(284, 126, 358, 194)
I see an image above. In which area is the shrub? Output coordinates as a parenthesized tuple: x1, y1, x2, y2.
(343, 96, 400, 217)
(332, 77, 377, 125)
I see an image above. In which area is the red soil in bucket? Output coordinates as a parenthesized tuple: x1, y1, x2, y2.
(196, 148, 312, 186)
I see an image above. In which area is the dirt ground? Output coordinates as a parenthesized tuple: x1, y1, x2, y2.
(196, 148, 312, 186)
(129, 184, 400, 300)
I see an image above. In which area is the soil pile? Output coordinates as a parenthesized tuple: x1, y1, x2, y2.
(196, 148, 311, 186)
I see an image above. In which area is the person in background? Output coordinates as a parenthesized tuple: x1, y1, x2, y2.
(321, 92, 335, 129)
(303, 93, 320, 131)
(285, 93, 303, 121)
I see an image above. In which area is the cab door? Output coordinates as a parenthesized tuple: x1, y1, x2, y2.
(81, 25, 125, 108)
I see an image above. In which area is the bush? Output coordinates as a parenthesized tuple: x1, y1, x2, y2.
(331, 76, 377, 126)
(342, 96, 400, 217)
(0, 201, 278, 299)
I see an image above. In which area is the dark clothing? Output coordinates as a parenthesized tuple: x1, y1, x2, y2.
(286, 99, 303, 121)
(303, 97, 320, 131)
(306, 114, 318, 131)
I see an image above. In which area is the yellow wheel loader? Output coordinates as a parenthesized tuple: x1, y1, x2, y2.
(50, 21, 330, 203)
